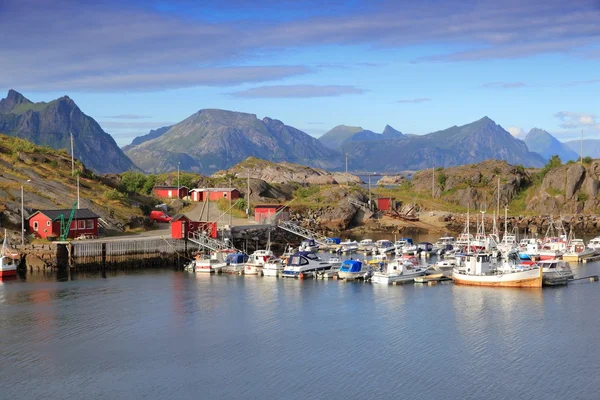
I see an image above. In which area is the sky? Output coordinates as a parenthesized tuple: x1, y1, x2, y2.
(1, 0, 599, 146)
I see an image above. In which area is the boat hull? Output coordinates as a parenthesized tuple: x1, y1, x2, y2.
(453, 269, 542, 288)
(0, 267, 17, 278)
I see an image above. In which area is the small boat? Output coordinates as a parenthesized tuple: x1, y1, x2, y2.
(431, 259, 457, 276)
(358, 239, 375, 252)
(562, 233, 596, 262)
(588, 237, 600, 252)
(416, 242, 434, 256)
(222, 253, 249, 274)
(452, 253, 542, 288)
(371, 258, 429, 284)
(340, 240, 359, 253)
(367, 254, 388, 266)
(338, 259, 372, 280)
(317, 257, 342, 278)
(0, 230, 19, 279)
(262, 259, 285, 277)
(282, 252, 333, 278)
(185, 250, 229, 273)
(393, 238, 414, 253)
(433, 236, 456, 252)
(244, 249, 275, 275)
(376, 239, 396, 254)
(537, 259, 574, 281)
(299, 239, 319, 252)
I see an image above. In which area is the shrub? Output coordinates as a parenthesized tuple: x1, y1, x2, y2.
(582, 156, 593, 165)
(104, 189, 124, 200)
(576, 192, 588, 202)
(120, 171, 147, 194)
(437, 171, 447, 188)
(295, 185, 320, 199)
(539, 155, 562, 179)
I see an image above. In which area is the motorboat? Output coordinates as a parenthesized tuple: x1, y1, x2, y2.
(262, 259, 285, 277)
(537, 259, 574, 281)
(588, 237, 600, 251)
(452, 253, 543, 287)
(367, 254, 388, 267)
(244, 249, 275, 275)
(337, 259, 372, 280)
(299, 239, 319, 252)
(282, 252, 333, 278)
(316, 257, 342, 278)
(358, 239, 375, 253)
(0, 230, 19, 278)
(185, 250, 229, 273)
(371, 258, 429, 284)
(221, 253, 249, 274)
(416, 242, 434, 256)
(376, 240, 396, 254)
(340, 240, 359, 253)
(431, 259, 457, 276)
(393, 238, 414, 253)
(433, 236, 456, 252)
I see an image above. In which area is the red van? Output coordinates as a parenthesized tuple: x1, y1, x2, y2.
(150, 210, 172, 223)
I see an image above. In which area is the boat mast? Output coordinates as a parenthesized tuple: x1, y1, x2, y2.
(504, 205, 508, 238)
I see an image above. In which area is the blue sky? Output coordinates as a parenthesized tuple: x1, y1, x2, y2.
(1, 0, 599, 146)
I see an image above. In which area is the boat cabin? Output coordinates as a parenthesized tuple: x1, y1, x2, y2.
(462, 253, 492, 275)
(325, 237, 341, 245)
(226, 253, 248, 265)
(287, 251, 321, 266)
(339, 260, 362, 273)
(417, 242, 433, 252)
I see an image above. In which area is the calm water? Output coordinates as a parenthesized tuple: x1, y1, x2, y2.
(1, 260, 600, 399)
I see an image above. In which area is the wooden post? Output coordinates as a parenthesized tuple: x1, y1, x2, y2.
(101, 242, 107, 269)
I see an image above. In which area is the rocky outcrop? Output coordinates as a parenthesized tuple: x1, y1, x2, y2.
(377, 175, 405, 186)
(528, 160, 600, 214)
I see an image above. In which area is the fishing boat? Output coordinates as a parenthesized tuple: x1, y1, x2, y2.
(299, 239, 319, 252)
(282, 252, 333, 278)
(497, 207, 518, 255)
(0, 230, 19, 278)
(371, 258, 429, 284)
(337, 259, 372, 280)
(340, 240, 359, 253)
(221, 253, 249, 274)
(562, 235, 596, 262)
(452, 253, 543, 287)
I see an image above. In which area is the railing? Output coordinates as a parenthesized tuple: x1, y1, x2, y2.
(277, 220, 329, 245)
(188, 231, 239, 252)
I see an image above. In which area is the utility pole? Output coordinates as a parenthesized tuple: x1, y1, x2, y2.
(177, 162, 180, 192)
(229, 176, 232, 226)
(432, 165, 435, 198)
(580, 129, 583, 165)
(70, 132, 74, 176)
(21, 184, 24, 246)
(247, 171, 250, 219)
(496, 177, 500, 220)
(77, 175, 80, 209)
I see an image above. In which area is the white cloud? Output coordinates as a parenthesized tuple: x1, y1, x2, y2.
(507, 126, 526, 139)
(554, 111, 598, 129)
(228, 85, 366, 98)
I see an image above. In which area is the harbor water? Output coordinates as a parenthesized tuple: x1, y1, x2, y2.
(1, 258, 599, 399)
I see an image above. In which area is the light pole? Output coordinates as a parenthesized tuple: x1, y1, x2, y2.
(177, 162, 180, 196)
(247, 170, 250, 219)
(229, 176, 232, 226)
(21, 179, 31, 246)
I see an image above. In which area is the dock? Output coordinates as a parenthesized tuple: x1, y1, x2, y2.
(414, 274, 452, 284)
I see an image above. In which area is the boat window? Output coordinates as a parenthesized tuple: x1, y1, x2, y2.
(300, 257, 309, 265)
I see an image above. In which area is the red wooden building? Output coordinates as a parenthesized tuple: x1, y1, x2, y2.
(170, 214, 217, 239)
(153, 186, 189, 199)
(189, 188, 240, 202)
(376, 197, 396, 212)
(28, 209, 100, 239)
(254, 205, 289, 224)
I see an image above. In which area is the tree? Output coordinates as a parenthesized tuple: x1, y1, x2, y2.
(120, 171, 147, 193)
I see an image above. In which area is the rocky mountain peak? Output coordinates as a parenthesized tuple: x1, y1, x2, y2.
(0, 89, 32, 113)
(382, 125, 404, 137)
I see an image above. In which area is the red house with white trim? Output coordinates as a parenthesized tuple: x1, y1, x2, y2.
(153, 186, 189, 199)
(28, 209, 100, 239)
(170, 214, 217, 239)
(189, 188, 240, 202)
(254, 205, 289, 224)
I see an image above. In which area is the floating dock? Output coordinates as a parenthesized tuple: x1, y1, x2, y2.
(414, 274, 452, 284)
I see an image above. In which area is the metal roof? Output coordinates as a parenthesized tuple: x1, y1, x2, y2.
(31, 208, 100, 221)
(153, 186, 189, 190)
(170, 214, 189, 222)
(189, 188, 238, 192)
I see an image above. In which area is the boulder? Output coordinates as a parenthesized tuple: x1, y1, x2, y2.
(565, 164, 585, 199)
(26, 254, 47, 269)
(377, 175, 405, 186)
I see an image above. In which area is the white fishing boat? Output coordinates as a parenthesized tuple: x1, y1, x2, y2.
(433, 235, 456, 250)
(0, 230, 19, 279)
(221, 253, 249, 274)
(337, 259, 372, 280)
(452, 253, 542, 288)
(562, 235, 596, 262)
(393, 238, 414, 254)
(497, 207, 518, 255)
(340, 240, 359, 253)
(431, 259, 457, 276)
(282, 251, 333, 278)
(371, 258, 429, 284)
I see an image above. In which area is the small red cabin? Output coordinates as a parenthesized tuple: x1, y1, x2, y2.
(376, 197, 396, 212)
(153, 186, 189, 199)
(254, 205, 289, 224)
(28, 208, 100, 239)
(170, 214, 217, 239)
(189, 188, 240, 202)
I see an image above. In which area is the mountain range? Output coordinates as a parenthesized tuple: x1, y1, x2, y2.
(565, 139, 600, 159)
(124, 109, 343, 174)
(524, 128, 579, 162)
(0, 90, 136, 174)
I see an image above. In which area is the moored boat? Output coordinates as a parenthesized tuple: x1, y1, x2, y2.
(340, 240, 359, 253)
(299, 239, 319, 252)
(262, 259, 284, 277)
(337, 259, 372, 280)
(185, 250, 229, 273)
(452, 253, 542, 288)
(371, 258, 428, 284)
(222, 253, 249, 274)
(537, 259, 574, 281)
(0, 230, 19, 278)
(282, 251, 333, 278)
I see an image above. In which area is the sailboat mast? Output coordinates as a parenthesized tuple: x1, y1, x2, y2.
(504, 206, 508, 237)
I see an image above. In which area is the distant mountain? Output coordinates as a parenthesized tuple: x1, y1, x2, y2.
(524, 128, 578, 161)
(318, 125, 363, 149)
(344, 125, 405, 145)
(0, 90, 137, 174)
(341, 117, 545, 171)
(122, 125, 172, 152)
(125, 109, 343, 174)
(565, 139, 600, 159)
